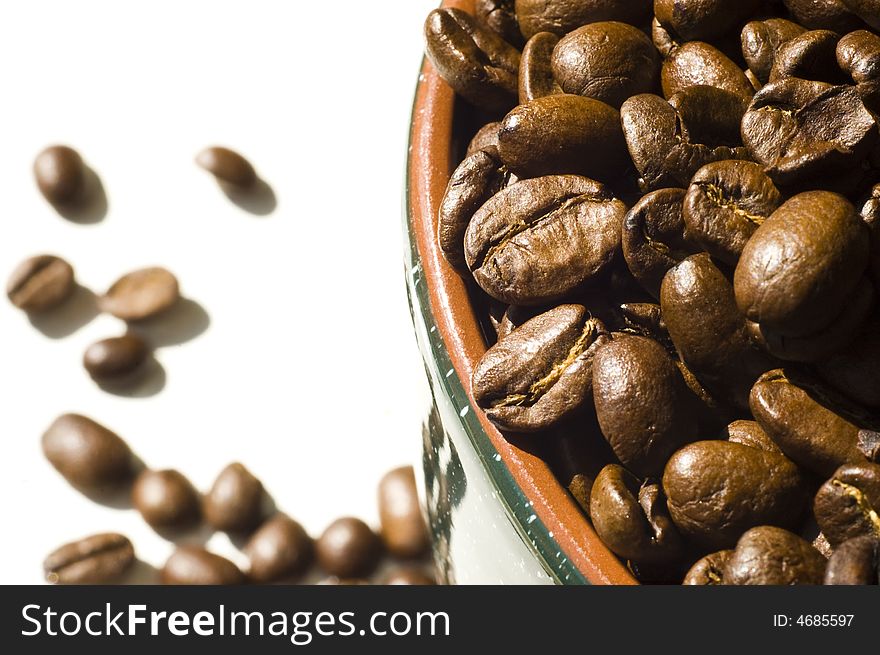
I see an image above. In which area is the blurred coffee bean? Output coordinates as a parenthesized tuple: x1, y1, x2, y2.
(814, 463, 880, 546)
(244, 514, 313, 583)
(6, 254, 75, 313)
(196, 146, 257, 189)
(824, 535, 880, 584)
(382, 568, 436, 586)
(161, 546, 244, 585)
(42, 414, 134, 491)
(655, 0, 763, 42)
(83, 333, 149, 383)
(132, 469, 200, 530)
(514, 0, 652, 40)
(682, 550, 733, 585)
(44, 533, 134, 585)
(33, 145, 86, 206)
(204, 463, 265, 533)
(378, 466, 430, 559)
(316, 518, 382, 579)
(725, 526, 827, 585)
(518, 32, 561, 103)
(99, 267, 180, 322)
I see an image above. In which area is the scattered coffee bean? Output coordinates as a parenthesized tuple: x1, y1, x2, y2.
(378, 466, 430, 559)
(42, 414, 134, 490)
(33, 145, 87, 206)
(6, 254, 75, 313)
(316, 517, 382, 579)
(724, 526, 827, 585)
(203, 463, 265, 533)
(196, 146, 257, 189)
(132, 469, 200, 530)
(244, 514, 313, 583)
(161, 546, 245, 585)
(83, 333, 149, 383)
(44, 533, 134, 584)
(99, 266, 180, 321)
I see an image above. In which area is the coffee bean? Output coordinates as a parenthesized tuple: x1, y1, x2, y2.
(750, 369, 870, 477)
(741, 18, 808, 84)
(497, 94, 628, 180)
(784, 0, 867, 33)
(83, 333, 149, 382)
(824, 535, 880, 584)
(475, 0, 524, 49)
(382, 568, 436, 585)
(652, 18, 679, 58)
(593, 335, 699, 477)
(551, 22, 659, 109)
(838, 29, 880, 83)
(769, 30, 844, 83)
(472, 305, 610, 432)
(661, 253, 780, 410)
(99, 267, 180, 321)
(741, 79, 877, 187)
(616, 303, 673, 348)
(161, 546, 245, 585)
(663, 440, 808, 549)
(661, 42, 754, 99)
(683, 160, 781, 265)
(203, 463, 265, 533)
(6, 255, 75, 313)
(590, 464, 683, 563)
(658, 0, 763, 42)
(42, 414, 134, 490)
(725, 526, 827, 585)
(438, 147, 508, 273)
(724, 420, 782, 454)
(33, 145, 86, 205)
(842, 0, 880, 30)
(465, 121, 503, 157)
(44, 533, 134, 584)
(465, 176, 625, 305)
(518, 32, 562, 103)
(682, 550, 733, 585)
(735, 191, 870, 337)
(378, 466, 430, 559)
(195, 146, 257, 189)
(132, 469, 200, 530)
(814, 463, 880, 546)
(244, 514, 313, 583)
(316, 518, 382, 579)
(515, 0, 652, 40)
(424, 8, 520, 112)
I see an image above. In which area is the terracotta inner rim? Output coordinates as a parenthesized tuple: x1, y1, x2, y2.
(408, 0, 636, 584)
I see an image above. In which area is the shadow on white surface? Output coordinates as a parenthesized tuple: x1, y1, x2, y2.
(120, 558, 159, 585)
(131, 297, 211, 347)
(95, 355, 167, 398)
(222, 178, 277, 216)
(28, 284, 100, 339)
(53, 167, 109, 225)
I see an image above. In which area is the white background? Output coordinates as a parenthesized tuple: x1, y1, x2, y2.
(0, 0, 439, 583)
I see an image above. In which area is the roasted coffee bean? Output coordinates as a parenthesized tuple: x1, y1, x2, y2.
(824, 535, 880, 584)
(44, 533, 135, 585)
(769, 30, 844, 83)
(750, 369, 870, 477)
(42, 414, 134, 490)
(244, 514, 313, 583)
(132, 469, 200, 530)
(438, 147, 508, 274)
(617, 303, 669, 343)
(497, 94, 628, 180)
(424, 8, 520, 112)
(682, 550, 734, 585)
(621, 87, 751, 192)
(514, 0, 653, 40)
(203, 463, 265, 533)
(465, 121, 503, 156)
(652, 18, 679, 58)
(495, 303, 546, 341)
(6, 254, 75, 313)
(663, 440, 807, 549)
(593, 335, 698, 477)
(661, 42, 754, 99)
(725, 526, 827, 585)
(661, 253, 779, 410)
(741, 18, 807, 84)
(551, 22, 659, 109)
(196, 146, 257, 189)
(841, 0, 880, 30)
(683, 161, 781, 265)
(33, 145, 87, 205)
(378, 466, 430, 559)
(518, 32, 562, 103)
(382, 568, 436, 585)
(464, 176, 625, 305)
(473, 305, 609, 432)
(784, 0, 867, 33)
(735, 192, 870, 337)
(838, 31, 880, 102)
(814, 463, 880, 546)
(83, 333, 149, 383)
(622, 188, 698, 298)
(590, 464, 683, 563)
(99, 267, 180, 322)
(475, 0, 524, 49)
(316, 518, 382, 579)
(741, 79, 877, 188)
(655, 0, 762, 42)
(724, 420, 782, 454)
(161, 546, 244, 585)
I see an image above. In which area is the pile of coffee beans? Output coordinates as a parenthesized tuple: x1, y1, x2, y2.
(425, 0, 880, 585)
